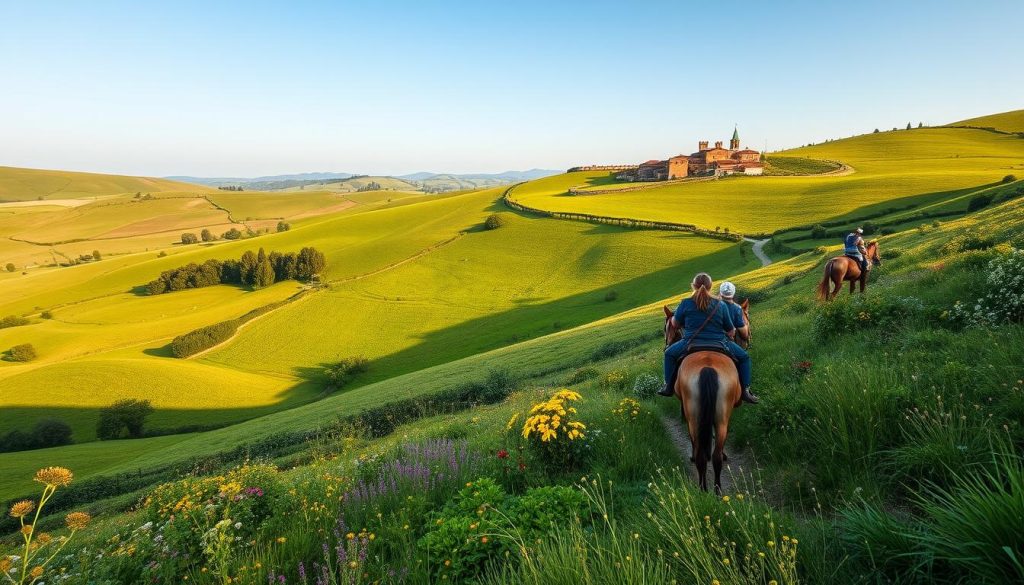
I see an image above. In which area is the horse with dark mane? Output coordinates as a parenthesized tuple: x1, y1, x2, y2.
(816, 240, 882, 301)
(662, 303, 747, 493)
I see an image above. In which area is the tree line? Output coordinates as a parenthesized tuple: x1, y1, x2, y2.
(145, 246, 326, 295)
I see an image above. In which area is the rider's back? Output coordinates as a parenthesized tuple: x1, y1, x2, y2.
(674, 298, 734, 348)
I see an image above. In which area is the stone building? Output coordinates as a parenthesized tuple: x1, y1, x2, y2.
(615, 127, 763, 181)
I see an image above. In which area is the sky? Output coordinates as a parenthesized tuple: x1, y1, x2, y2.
(1, 0, 1022, 178)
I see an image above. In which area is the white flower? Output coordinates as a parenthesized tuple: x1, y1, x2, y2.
(234, 522, 242, 530)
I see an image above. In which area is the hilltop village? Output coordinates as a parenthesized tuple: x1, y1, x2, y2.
(570, 127, 763, 181)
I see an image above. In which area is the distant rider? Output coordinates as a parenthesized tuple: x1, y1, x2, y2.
(844, 227, 868, 273)
(658, 273, 758, 404)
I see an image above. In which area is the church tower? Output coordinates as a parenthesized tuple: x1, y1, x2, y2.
(729, 126, 740, 150)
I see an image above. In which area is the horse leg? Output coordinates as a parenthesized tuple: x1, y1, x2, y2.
(682, 400, 695, 463)
(860, 274, 866, 293)
(713, 421, 728, 495)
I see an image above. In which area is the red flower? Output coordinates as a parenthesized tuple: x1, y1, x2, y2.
(497, 449, 509, 459)
(518, 462, 527, 471)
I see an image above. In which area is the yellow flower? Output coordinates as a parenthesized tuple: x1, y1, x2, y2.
(0, 558, 10, 573)
(34, 467, 73, 487)
(767, 540, 775, 548)
(276, 536, 287, 544)
(30, 566, 44, 578)
(21, 525, 33, 536)
(65, 511, 92, 531)
(722, 495, 730, 503)
(36, 532, 52, 544)
(9, 500, 35, 518)
(481, 536, 489, 543)
(348, 561, 358, 569)
(769, 581, 778, 585)
(444, 560, 451, 567)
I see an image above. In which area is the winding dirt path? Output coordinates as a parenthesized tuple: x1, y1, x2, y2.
(744, 237, 773, 267)
(659, 411, 760, 495)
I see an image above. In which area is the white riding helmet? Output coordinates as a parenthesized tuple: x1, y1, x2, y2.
(855, 227, 864, 234)
(719, 281, 736, 299)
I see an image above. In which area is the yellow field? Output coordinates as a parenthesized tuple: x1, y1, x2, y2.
(508, 122, 1024, 235)
(0, 166, 204, 201)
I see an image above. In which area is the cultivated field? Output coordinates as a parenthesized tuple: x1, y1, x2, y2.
(509, 113, 1024, 235)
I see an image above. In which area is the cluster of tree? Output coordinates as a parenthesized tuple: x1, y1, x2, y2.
(323, 356, 369, 390)
(277, 221, 291, 232)
(133, 192, 154, 200)
(146, 246, 327, 295)
(96, 399, 154, 440)
(356, 181, 383, 192)
(3, 343, 36, 362)
(217, 185, 245, 191)
(0, 315, 30, 330)
(0, 419, 73, 453)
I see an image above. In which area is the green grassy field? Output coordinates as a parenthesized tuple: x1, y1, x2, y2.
(509, 116, 1024, 235)
(0, 166, 204, 201)
(946, 108, 1024, 133)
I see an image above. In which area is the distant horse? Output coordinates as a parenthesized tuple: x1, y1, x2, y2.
(663, 305, 744, 493)
(816, 241, 882, 301)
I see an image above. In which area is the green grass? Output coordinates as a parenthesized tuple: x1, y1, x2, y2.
(0, 166, 204, 202)
(763, 155, 842, 175)
(509, 124, 1024, 235)
(946, 108, 1024, 133)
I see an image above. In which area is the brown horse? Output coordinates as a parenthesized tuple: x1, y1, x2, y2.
(663, 305, 743, 493)
(816, 241, 882, 301)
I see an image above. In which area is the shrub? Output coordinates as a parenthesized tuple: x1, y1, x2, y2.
(96, 399, 153, 439)
(4, 262, 14, 272)
(0, 315, 30, 329)
(967, 193, 993, 212)
(949, 247, 1024, 327)
(942, 234, 996, 255)
(171, 320, 237, 357)
(276, 221, 290, 232)
(812, 295, 926, 342)
(520, 389, 588, 468)
(180, 232, 199, 245)
(4, 343, 37, 362)
(92, 250, 101, 261)
(323, 356, 369, 389)
(565, 366, 600, 385)
(222, 227, 242, 240)
(483, 213, 506, 230)
(601, 369, 627, 391)
(603, 290, 618, 302)
(811, 224, 827, 239)
(33, 418, 73, 448)
(632, 373, 661, 399)
(201, 228, 215, 242)
(1003, 174, 1017, 184)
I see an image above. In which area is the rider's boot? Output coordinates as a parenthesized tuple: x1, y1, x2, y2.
(741, 387, 760, 404)
(658, 383, 675, 397)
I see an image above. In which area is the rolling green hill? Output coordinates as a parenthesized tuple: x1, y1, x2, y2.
(509, 116, 1024, 236)
(946, 108, 1024, 133)
(0, 166, 205, 202)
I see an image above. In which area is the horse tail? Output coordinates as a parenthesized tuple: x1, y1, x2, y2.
(697, 367, 718, 461)
(816, 259, 834, 300)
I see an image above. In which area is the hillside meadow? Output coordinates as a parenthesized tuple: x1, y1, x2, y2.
(509, 122, 1024, 235)
(5, 188, 1022, 585)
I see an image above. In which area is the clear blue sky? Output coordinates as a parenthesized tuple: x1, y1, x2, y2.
(1, 0, 1021, 177)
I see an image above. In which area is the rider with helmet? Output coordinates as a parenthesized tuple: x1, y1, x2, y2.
(844, 227, 868, 273)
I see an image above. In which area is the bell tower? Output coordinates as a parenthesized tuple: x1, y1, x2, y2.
(729, 126, 740, 150)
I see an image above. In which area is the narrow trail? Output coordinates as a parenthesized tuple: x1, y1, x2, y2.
(659, 410, 760, 495)
(744, 237, 773, 267)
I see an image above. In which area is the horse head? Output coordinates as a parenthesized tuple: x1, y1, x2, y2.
(867, 240, 882, 267)
(737, 298, 752, 348)
(663, 305, 681, 347)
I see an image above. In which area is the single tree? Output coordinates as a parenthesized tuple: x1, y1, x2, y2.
(32, 419, 73, 447)
(5, 263, 14, 272)
(253, 258, 276, 289)
(873, 128, 880, 133)
(277, 221, 291, 232)
(92, 250, 102, 261)
(239, 250, 258, 286)
(201, 228, 214, 242)
(906, 122, 912, 130)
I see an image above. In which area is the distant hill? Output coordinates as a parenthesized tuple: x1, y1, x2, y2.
(166, 169, 561, 193)
(0, 166, 206, 202)
(945, 108, 1024, 133)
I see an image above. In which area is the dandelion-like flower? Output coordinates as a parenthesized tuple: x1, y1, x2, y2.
(34, 467, 73, 487)
(30, 566, 44, 578)
(65, 511, 91, 531)
(9, 500, 35, 518)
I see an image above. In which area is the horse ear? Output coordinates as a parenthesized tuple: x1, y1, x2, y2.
(741, 298, 749, 310)
(663, 305, 673, 318)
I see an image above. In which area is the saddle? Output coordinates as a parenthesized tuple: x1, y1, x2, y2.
(677, 344, 738, 364)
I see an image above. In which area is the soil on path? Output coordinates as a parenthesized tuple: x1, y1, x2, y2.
(743, 237, 773, 267)
(659, 409, 761, 495)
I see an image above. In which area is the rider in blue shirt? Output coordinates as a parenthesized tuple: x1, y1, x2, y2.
(659, 273, 758, 404)
(845, 227, 868, 273)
